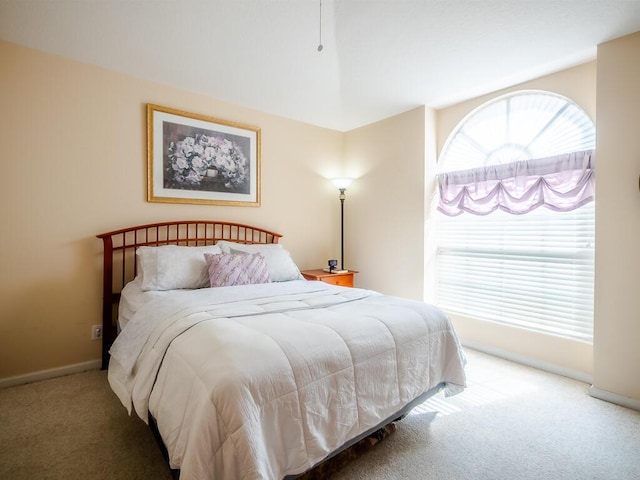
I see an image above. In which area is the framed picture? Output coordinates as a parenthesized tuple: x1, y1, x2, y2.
(147, 104, 261, 206)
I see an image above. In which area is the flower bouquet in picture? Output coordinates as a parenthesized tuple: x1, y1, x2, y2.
(165, 133, 250, 193)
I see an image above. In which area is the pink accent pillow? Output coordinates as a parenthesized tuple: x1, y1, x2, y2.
(204, 253, 270, 287)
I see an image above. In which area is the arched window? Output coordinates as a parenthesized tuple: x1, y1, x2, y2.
(436, 91, 595, 342)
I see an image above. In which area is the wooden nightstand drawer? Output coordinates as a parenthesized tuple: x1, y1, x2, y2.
(301, 269, 358, 288)
(319, 273, 354, 287)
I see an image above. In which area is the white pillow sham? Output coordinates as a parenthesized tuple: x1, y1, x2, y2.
(137, 244, 223, 291)
(216, 241, 303, 282)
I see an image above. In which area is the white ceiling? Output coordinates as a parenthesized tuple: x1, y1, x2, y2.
(1, 1, 640, 131)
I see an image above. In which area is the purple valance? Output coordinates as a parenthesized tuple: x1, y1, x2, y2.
(437, 150, 595, 216)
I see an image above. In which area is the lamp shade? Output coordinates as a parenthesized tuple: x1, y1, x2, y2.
(331, 177, 353, 190)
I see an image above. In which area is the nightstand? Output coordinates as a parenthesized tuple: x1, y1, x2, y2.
(301, 269, 358, 288)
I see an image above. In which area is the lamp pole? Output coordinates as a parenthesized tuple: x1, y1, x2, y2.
(339, 187, 346, 270)
(331, 177, 353, 271)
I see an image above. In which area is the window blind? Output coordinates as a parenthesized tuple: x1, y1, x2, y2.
(437, 201, 594, 342)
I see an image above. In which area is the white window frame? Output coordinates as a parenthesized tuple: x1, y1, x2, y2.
(436, 91, 595, 343)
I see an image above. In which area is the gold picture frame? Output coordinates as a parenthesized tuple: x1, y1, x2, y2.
(147, 104, 261, 206)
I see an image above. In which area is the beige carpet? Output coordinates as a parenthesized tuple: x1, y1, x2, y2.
(2, 349, 639, 479)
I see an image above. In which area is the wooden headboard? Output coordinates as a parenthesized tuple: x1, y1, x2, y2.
(96, 220, 282, 369)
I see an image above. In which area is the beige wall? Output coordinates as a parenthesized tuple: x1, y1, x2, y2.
(434, 62, 597, 380)
(593, 32, 640, 403)
(342, 106, 429, 300)
(0, 41, 344, 379)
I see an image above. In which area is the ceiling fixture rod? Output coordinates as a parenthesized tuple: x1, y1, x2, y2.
(317, 0, 323, 52)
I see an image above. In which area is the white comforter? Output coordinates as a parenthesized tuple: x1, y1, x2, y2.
(108, 280, 466, 480)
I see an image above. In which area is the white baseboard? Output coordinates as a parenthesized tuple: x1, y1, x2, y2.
(0, 359, 102, 389)
(462, 340, 593, 384)
(589, 386, 640, 412)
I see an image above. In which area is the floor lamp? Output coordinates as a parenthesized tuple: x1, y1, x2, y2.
(331, 178, 353, 271)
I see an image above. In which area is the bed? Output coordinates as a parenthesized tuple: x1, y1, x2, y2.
(97, 220, 466, 480)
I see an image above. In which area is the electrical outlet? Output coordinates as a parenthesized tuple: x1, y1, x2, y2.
(91, 325, 103, 340)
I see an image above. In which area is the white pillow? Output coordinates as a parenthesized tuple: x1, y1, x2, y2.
(216, 241, 303, 282)
(137, 244, 223, 291)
